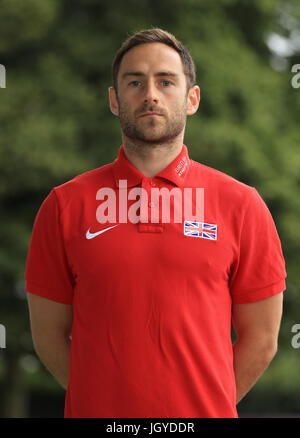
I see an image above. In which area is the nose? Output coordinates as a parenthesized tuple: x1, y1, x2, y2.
(143, 79, 159, 104)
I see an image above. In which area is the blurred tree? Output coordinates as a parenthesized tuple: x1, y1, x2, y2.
(0, 0, 299, 417)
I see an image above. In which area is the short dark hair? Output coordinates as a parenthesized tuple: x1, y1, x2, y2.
(112, 28, 196, 94)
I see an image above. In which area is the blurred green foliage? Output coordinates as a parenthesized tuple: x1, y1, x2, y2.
(0, 0, 299, 417)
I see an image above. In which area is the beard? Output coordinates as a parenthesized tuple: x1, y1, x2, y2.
(117, 99, 187, 147)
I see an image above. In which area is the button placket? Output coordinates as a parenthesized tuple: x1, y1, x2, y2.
(148, 179, 159, 222)
(138, 177, 163, 232)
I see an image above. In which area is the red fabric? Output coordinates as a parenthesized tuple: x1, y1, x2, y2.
(25, 144, 286, 418)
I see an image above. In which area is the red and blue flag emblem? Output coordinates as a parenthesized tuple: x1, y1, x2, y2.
(184, 220, 217, 240)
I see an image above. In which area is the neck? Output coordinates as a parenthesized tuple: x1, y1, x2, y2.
(122, 135, 184, 178)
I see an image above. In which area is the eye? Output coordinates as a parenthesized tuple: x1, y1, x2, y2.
(162, 80, 172, 86)
(129, 80, 141, 87)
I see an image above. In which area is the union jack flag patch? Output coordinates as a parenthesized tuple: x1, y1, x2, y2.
(184, 220, 217, 241)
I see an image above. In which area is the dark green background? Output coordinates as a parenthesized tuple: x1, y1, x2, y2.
(0, 0, 299, 418)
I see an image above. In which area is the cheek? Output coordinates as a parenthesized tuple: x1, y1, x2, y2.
(169, 96, 187, 113)
(121, 94, 140, 112)
(119, 101, 139, 122)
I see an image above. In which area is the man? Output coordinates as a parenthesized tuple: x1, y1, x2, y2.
(25, 28, 286, 418)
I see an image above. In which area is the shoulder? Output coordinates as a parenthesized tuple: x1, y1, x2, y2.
(50, 162, 114, 208)
(56, 162, 114, 191)
(187, 159, 274, 224)
(189, 159, 257, 202)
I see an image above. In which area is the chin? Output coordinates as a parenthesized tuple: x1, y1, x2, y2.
(138, 136, 176, 145)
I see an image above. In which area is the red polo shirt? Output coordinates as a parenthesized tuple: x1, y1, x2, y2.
(25, 144, 286, 418)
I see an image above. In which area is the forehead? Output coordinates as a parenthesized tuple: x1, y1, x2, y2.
(118, 42, 185, 78)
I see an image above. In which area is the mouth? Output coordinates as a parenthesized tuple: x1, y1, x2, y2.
(139, 112, 162, 118)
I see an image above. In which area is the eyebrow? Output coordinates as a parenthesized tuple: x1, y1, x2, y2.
(121, 71, 179, 80)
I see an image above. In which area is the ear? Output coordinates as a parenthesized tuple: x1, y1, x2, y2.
(109, 87, 119, 116)
(186, 85, 200, 116)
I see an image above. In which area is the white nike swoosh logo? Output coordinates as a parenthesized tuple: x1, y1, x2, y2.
(86, 225, 119, 239)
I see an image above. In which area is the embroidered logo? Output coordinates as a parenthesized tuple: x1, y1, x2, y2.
(184, 220, 217, 240)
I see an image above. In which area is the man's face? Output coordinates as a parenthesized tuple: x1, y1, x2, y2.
(110, 43, 196, 145)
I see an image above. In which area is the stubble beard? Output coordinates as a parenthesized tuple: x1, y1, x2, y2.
(117, 98, 187, 155)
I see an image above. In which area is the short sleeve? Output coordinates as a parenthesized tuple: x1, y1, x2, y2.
(25, 189, 75, 304)
(230, 187, 287, 304)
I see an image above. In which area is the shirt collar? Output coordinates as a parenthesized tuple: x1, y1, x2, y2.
(112, 144, 190, 188)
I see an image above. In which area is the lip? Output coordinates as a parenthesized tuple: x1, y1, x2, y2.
(139, 112, 162, 118)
